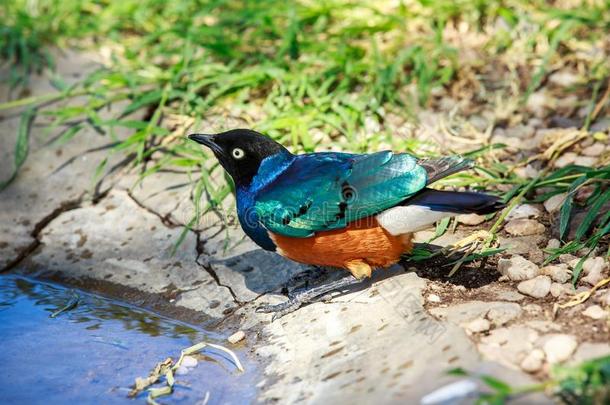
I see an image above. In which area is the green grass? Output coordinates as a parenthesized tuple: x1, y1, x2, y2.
(1, 0, 609, 265)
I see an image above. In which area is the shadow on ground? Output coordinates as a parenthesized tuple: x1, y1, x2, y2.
(212, 241, 500, 299)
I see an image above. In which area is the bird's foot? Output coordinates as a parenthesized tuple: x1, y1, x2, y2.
(283, 266, 329, 290)
(255, 297, 304, 321)
(256, 275, 363, 321)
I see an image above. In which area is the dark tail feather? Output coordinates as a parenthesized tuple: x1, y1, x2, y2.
(404, 188, 505, 215)
(418, 156, 473, 184)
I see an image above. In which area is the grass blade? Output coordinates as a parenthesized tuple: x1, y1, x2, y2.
(0, 107, 35, 191)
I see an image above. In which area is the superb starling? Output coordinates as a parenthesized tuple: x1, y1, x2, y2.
(189, 129, 504, 319)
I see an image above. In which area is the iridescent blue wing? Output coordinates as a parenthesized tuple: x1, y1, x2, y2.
(254, 151, 429, 237)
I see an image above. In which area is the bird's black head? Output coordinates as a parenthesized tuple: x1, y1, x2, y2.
(188, 129, 291, 187)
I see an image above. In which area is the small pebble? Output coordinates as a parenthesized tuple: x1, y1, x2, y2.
(526, 91, 549, 117)
(582, 305, 608, 320)
(546, 239, 561, 250)
(550, 283, 570, 298)
(505, 204, 541, 221)
(549, 71, 580, 87)
(505, 219, 545, 236)
(582, 257, 607, 286)
(518, 275, 551, 298)
(457, 213, 486, 226)
(573, 156, 597, 167)
(554, 152, 577, 168)
(594, 290, 610, 307)
(181, 355, 198, 368)
(567, 258, 581, 269)
(559, 254, 578, 265)
(514, 165, 540, 179)
(528, 248, 545, 265)
(498, 255, 540, 281)
(520, 349, 545, 373)
(427, 294, 442, 303)
(228, 330, 246, 344)
(544, 193, 567, 213)
(487, 304, 522, 326)
(581, 142, 605, 157)
(542, 334, 578, 364)
(540, 264, 572, 283)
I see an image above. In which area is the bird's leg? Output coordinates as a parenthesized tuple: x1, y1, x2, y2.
(256, 274, 364, 321)
(282, 265, 329, 291)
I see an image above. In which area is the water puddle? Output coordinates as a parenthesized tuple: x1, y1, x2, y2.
(0, 275, 259, 404)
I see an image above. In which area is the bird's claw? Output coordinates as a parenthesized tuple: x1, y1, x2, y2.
(255, 274, 362, 321)
(255, 297, 303, 321)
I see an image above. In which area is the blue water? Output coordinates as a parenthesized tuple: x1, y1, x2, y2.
(0, 275, 258, 404)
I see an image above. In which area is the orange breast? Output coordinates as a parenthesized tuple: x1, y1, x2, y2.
(269, 217, 413, 278)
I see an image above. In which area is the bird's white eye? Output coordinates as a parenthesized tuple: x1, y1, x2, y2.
(232, 148, 245, 159)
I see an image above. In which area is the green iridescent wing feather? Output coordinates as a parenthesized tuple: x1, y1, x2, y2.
(254, 151, 428, 237)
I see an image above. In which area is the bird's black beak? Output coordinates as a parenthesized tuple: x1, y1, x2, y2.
(188, 133, 223, 154)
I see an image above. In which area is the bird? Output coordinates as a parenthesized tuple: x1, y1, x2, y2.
(189, 129, 504, 319)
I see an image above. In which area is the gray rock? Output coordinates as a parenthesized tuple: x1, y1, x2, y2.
(541, 264, 572, 283)
(498, 255, 540, 281)
(498, 235, 546, 257)
(17, 190, 236, 319)
(541, 334, 578, 364)
(504, 219, 545, 236)
(487, 304, 523, 326)
(546, 239, 561, 250)
(594, 290, 610, 307)
(519, 349, 545, 373)
(582, 305, 608, 320)
(573, 156, 597, 167)
(582, 257, 607, 286)
(572, 342, 610, 363)
(517, 276, 551, 298)
(0, 52, 138, 270)
(249, 273, 488, 402)
(427, 293, 442, 303)
(526, 91, 550, 117)
(456, 213, 486, 226)
(554, 152, 577, 168)
(513, 165, 540, 179)
(505, 204, 541, 221)
(559, 253, 578, 265)
(228, 330, 246, 344)
(550, 282, 571, 298)
(581, 142, 605, 157)
(117, 170, 198, 228)
(478, 326, 539, 369)
(544, 193, 567, 213)
(549, 71, 580, 87)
